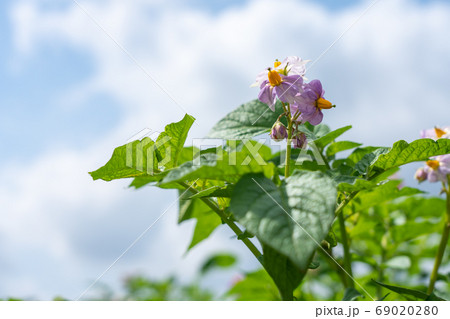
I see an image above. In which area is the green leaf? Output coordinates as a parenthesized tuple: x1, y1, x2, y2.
(262, 244, 307, 301)
(227, 269, 280, 301)
(351, 180, 423, 211)
(354, 148, 389, 175)
(371, 280, 445, 301)
(393, 221, 442, 243)
(313, 125, 352, 150)
(326, 141, 362, 157)
(130, 147, 198, 189)
(160, 141, 276, 186)
(347, 146, 382, 164)
(208, 99, 284, 139)
(370, 138, 450, 173)
(200, 253, 237, 274)
(187, 185, 234, 199)
(178, 189, 222, 250)
(336, 177, 378, 192)
(188, 210, 222, 250)
(155, 114, 195, 169)
(90, 115, 195, 182)
(389, 196, 446, 219)
(342, 288, 363, 301)
(230, 170, 337, 270)
(90, 138, 160, 181)
(297, 123, 331, 140)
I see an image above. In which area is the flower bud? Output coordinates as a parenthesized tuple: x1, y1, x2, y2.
(270, 121, 288, 141)
(293, 132, 307, 149)
(414, 167, 427, 182)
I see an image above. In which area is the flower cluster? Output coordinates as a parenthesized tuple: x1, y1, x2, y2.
(415, 126, 450, 184)
(254, 56, 335, 148)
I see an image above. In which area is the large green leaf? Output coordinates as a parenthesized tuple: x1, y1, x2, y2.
(155, 114, 195, 169)
(262, 244, 307, 301)
(160, 141, 276, 185)
(90, 138, 160, 181)
(230, 170, 337, 270)
(369, 138, 450, 173)
(90, 114, 195, 182)
(208, 99, 284, 139)
(130, 147, 198, 189)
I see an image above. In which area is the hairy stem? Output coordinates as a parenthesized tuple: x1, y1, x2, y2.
(335, 192, 358, 216)
(377, 249, 386, 299)
(427, 185, 450, 294)
(318, 248, 348, 288)
(178, 182, 263, 262)
(285, 119, 293, 178)
(338, 210, 354, 288)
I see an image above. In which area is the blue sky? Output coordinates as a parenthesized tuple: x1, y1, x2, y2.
(1, 0, 450, 299)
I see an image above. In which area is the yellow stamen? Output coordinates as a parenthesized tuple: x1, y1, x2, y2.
(317, 97, 333, 109)
(274, 60, 282, 68)
(268, 69, 283, 86)
(435, 127, 446, 138)
(426, 159, 440, 170)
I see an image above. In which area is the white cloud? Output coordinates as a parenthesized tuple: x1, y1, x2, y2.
(3, 0, 450, 298)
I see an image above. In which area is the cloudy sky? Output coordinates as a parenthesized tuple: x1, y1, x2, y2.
(1, 0, 450, 299)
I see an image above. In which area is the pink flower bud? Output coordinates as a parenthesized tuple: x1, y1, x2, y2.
(414, 167, 427, 182)
(270, 121, 288, 141)
(293, 132, 307, 149)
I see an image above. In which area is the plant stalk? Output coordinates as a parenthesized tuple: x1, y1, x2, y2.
(427, 185, 450, 294)
(285, 119, 293, 178)
(178, 182, 263, 262)
(338, 210, 354, 288)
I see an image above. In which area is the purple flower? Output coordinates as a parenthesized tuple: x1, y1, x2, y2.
(420, 127, 450, 140)
(292, 132, 307, 149)
(421, 155, 450, 183)
(277, 56, 309, 77)
(258, 70, 303, 110)
(252, 57, 308, 88)
(270, 121, 288, 141)
(292, 80, 334, 125)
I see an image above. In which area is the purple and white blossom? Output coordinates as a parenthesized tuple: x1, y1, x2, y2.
(418, 155, 450, 184)
(258, 70, 303, 110)
(291, 79, 334, 125)
(420, 127, 450, 140)
(252, 56, 308, 88)
(277, 56, 309, 77)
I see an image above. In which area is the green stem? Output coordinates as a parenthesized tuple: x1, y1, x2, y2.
(377, 249, 386, 299)
(318, 247, 348, 287)
(427, 185, 450, 294)
(338, 210, 354, 288)
(335, 192, 358, 216)
(178, 182, 263, 262)
(285, 119, 293, 178)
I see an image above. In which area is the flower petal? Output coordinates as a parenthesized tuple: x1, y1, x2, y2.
(258, 85, 276, 110)
(307, 79, 323, 97)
